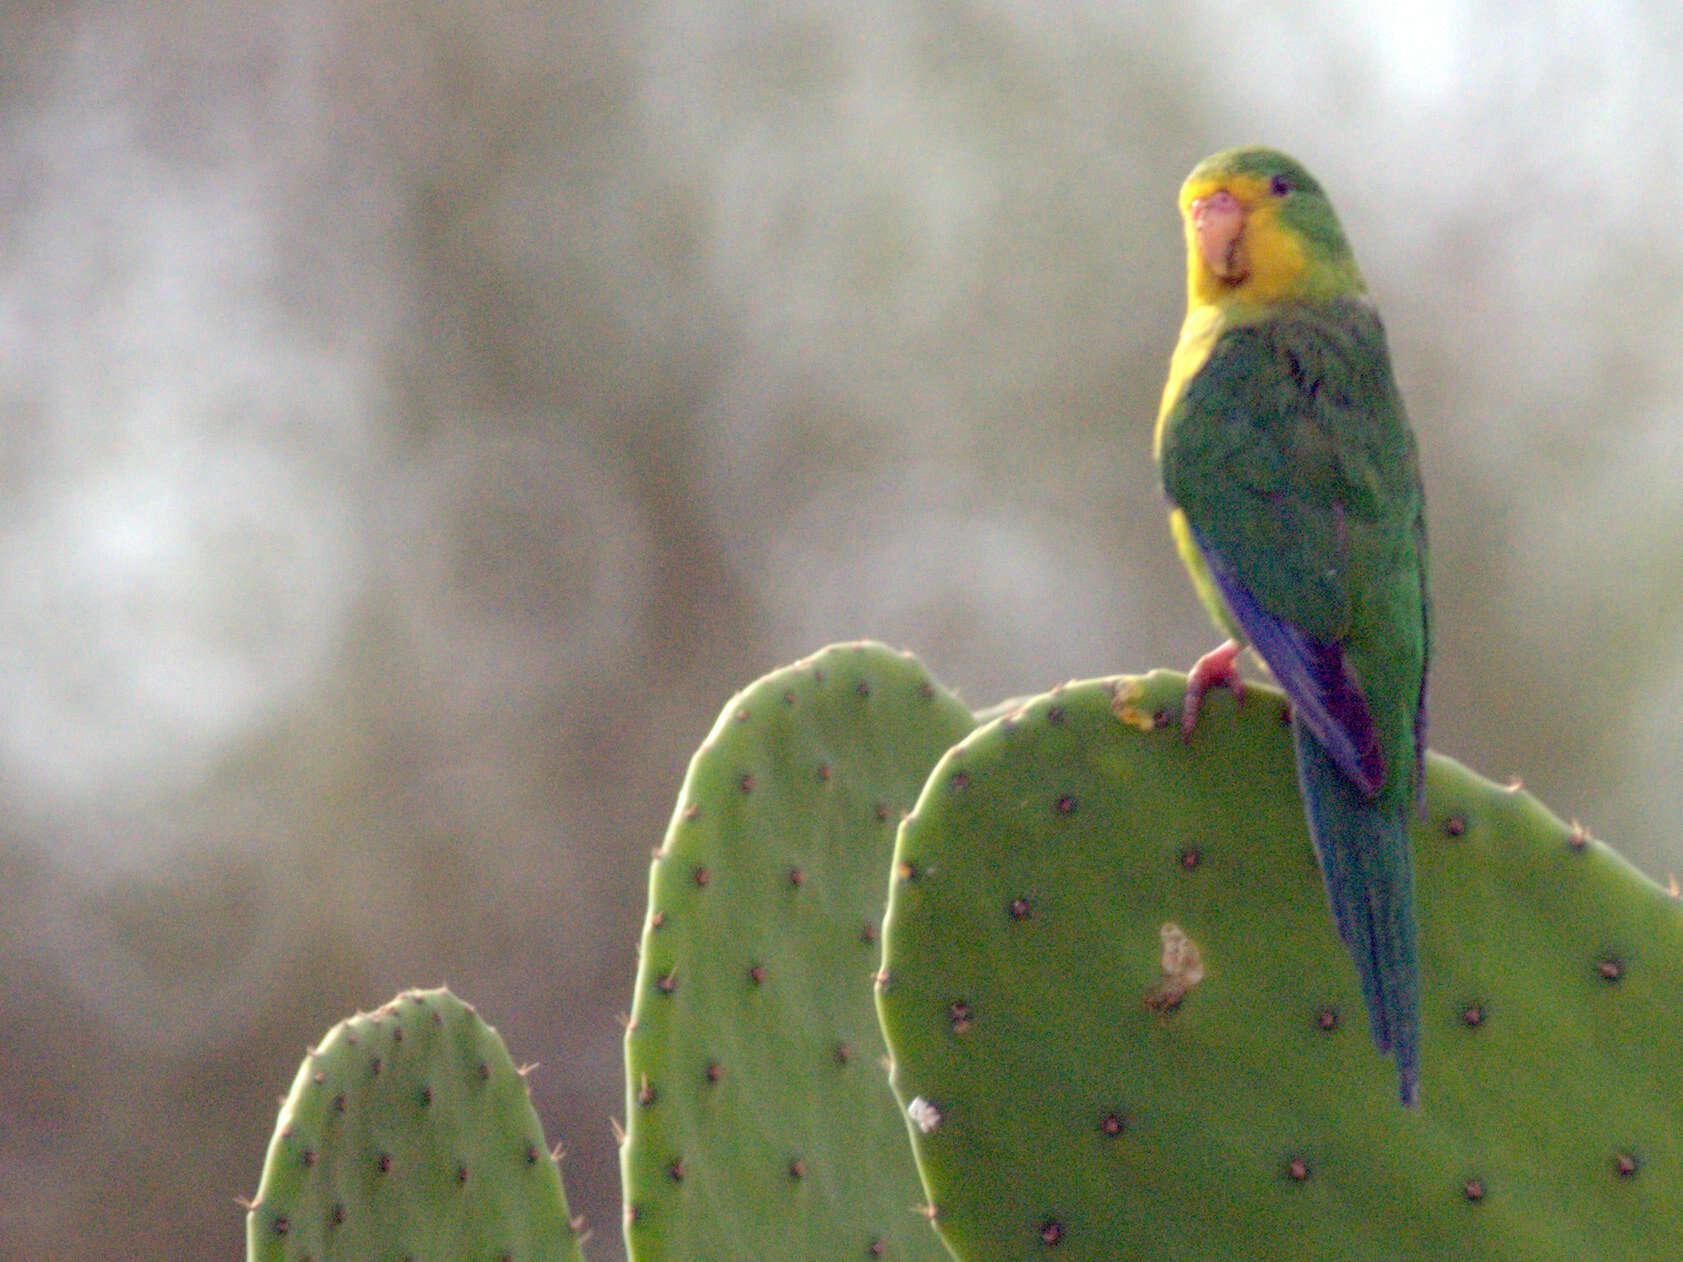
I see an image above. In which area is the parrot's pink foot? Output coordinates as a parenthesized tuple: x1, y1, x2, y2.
(1182, 639, 1245, 738)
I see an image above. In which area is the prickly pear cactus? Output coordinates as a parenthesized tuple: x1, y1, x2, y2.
(622, 642, 973, 1261)
(245, 987, 582, 1262)
(877, 671, 1683, 1261)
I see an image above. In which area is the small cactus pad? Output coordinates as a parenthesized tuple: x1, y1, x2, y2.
(623, 642, 973, 1260)
(878, 671, 1683, 1261)
(246, 987, 581, 1262)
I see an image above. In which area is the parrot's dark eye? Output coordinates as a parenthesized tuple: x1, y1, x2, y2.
(1269, 174, 1294, 197)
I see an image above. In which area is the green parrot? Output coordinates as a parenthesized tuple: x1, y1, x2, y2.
(1154, 147, 1430, 1106)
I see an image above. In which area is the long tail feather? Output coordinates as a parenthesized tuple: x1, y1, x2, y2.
(1292, 718, 1421, 1106)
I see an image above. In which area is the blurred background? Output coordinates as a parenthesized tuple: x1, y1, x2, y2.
(3, 1, 1680, 1256)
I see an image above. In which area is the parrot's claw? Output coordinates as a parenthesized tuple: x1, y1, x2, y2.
(1182, 639, 1245, 738)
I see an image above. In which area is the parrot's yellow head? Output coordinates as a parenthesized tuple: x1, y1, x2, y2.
(1178, 147, 1365, 309)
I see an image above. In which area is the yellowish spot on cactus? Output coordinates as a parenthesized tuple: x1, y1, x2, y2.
(1147, 922, 1205, 1010)
(1109, 677, 1157, 732)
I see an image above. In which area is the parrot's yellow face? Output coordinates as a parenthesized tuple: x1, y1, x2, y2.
(1176, 151, 1362, 310)
(1180, 172, 1305, 306)
(1156, 148, 1367, 459)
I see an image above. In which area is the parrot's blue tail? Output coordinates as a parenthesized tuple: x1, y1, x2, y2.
(1292, 718, 1421, 1107)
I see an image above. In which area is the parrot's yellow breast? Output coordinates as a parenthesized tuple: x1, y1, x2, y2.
(1153, 304, 1223, 459)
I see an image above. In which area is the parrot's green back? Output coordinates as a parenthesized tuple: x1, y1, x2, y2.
(1162, 302, 1429, 807)
(1155, 147, 1430, 1104)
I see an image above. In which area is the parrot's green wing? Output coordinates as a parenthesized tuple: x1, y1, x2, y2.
(1159, 297, 1429, 805)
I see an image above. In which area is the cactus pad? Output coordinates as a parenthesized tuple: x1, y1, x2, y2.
(878, 670, 1683, 1260)
(246, 987, 581, 1262)
(623, 642, 973, 1260)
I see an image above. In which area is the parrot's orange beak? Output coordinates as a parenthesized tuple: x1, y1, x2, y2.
(1191, 189, 1247, 283)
